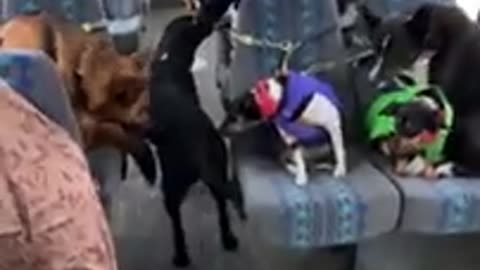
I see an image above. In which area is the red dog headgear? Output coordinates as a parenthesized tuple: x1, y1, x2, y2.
(252, 79, 280, 119)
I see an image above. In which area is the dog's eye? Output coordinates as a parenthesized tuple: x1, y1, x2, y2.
(115, 90, 130, 105)
(399, 117, 418, 137)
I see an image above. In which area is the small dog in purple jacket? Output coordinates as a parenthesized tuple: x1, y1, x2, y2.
(224, 71, 347, 185)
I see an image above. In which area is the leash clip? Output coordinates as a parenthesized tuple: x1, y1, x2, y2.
(279, 41, 301, 73)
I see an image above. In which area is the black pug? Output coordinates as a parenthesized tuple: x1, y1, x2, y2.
(146, 15, 246, 267)
(366, 73, 452, 178)
(362, 3, 480, 176)
(358, 3, 428, 81)
(195, 0, 241, 24)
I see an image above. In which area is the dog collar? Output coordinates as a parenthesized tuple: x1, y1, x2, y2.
(423, 87, 453, 163)
(366, 83, 453, 163)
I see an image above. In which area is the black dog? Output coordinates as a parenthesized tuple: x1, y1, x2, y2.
(145, 15, 246, 267)
(365, 73, 451, 177)
(196, 0, 241, 25)
(362, 3, 480, 176)
(358, 3, 428, 81)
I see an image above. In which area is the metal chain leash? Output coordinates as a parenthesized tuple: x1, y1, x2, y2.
(229, 30, 300, 52)
(229, 29, 301, 73)
(228, 29, 374, 75)
(302, 48, 375, 74)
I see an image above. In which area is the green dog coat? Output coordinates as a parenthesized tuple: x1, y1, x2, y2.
(366, 83, 453, 164)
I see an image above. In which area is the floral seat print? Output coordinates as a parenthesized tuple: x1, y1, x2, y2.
(0, 81, 117, 270)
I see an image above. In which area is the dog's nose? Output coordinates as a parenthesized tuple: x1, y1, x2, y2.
(127, 110, 150, 131)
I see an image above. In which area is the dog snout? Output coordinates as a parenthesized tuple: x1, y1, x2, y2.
(389, 136, 424, 156)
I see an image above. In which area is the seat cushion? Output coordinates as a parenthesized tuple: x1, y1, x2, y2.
(370, 158, 480, 234)
(397, 178, 480, 233)
(0, 49, 81, 142)
(234, 126, 400, 247)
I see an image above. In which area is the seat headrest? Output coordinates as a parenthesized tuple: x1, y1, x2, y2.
(0, 49, 81, 142)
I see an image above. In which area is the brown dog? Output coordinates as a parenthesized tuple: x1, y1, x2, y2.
(0, 13, 149, 152)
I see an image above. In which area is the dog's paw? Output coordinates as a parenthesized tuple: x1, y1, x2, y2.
(435, 162, 455, 178)
(295, 174, 308, 186)
(285, 162, 298, 175)
(173, 253, 191, 268)
(222, 234, 239, 251)
(333, 165, 347, 178)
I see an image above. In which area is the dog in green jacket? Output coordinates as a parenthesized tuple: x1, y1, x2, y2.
(366, 74, 453, 178)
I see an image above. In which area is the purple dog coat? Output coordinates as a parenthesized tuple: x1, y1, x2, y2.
(274, 72, 342, 146)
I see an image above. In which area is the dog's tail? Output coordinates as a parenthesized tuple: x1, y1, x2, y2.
(202, 134, 247, 221)
(121, 139, 157, 186)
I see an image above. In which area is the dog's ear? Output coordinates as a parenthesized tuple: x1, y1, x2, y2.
(219, 90, 261, 136)
(433, 110, 446, 129)
(273, 71, 288, 87)
(77, 42, 94, 77)
(405, 4, 434, 46)
(383, 103, 401, 116)
(396, 72, 416, 86)
(130, 48, 153, 71)
(360, 4, 382, 32)
(77, 39, 112, 111)
(233, 0, 241, 9)
(233, 89, 256, 112)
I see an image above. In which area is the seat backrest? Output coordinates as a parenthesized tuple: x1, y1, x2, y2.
(103, 0, 141, 19)
(364, 0, 455, 17)
(0, 49, 81, 142)
(228, 0, 344, 96)
(2, 0, 105, 24)
(227, 0, 361, 139)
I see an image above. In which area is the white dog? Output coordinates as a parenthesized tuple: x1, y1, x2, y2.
(248, 72, 347, 185)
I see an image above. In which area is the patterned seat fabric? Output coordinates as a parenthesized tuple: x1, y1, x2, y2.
(2, 0, 105, 24)
(234, 127, 400, 247)
(227, 0, 401, 247)
(0, 49, 81, 142)
(363, 151, 480, 234)
(396, 178, 480, 233)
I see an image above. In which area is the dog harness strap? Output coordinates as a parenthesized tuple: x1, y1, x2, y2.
(422, 87, 454, 163)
